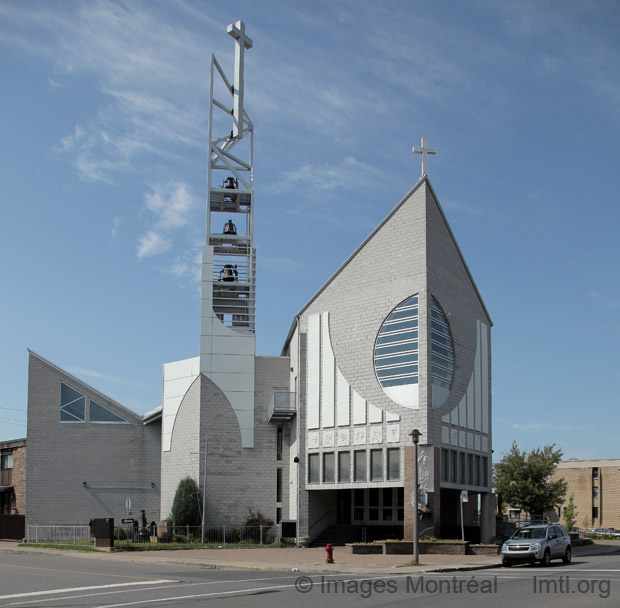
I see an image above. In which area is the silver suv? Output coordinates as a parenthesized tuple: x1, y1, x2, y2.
(501, 524, 571, 567)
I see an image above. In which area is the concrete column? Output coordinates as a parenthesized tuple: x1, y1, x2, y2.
(480, 492, 496, 543)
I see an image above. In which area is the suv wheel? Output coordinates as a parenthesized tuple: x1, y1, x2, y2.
(562, 547, 572, 564)
(541, 549, 551, 567)
(502, 559, 512, 568)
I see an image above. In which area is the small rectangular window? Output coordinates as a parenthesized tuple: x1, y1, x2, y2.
(0, 454, 12, 470)
(593, 486, 599, 499)
(276, 427, 283, 461)
(383, 487, 393, 507)
(353, 488, 364, 521)
(387, 448, 400, 480)
(592, 467, 599, 480)
(441, 448, 449, 482)
(370, 449, 383, 481)
(308, 453, 319, 484)
(450, 450, 458, 483)
(593, 506, 599, 521)
(482, 456, 488, 487)
(323, 453, 335, 483)
(338, 452, 351, 482)
(368, 488, 379, 520)
(354, 450, 367, 482)
(276, 468, 282, 502)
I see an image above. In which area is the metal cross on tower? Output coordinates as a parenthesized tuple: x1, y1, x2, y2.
(227, 20, 253, 138)
(412, 137, 436, 177)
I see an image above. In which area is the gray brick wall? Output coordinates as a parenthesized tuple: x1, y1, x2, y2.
(160, 375, 201, 519)
(26, 353, 160, 525)
(195, 355, 290, 525)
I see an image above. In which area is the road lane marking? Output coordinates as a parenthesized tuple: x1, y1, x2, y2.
(94, 584, 299, 607)
(0, 564, 168, 581)
(0, 581, 177, 601)
(90, 574, 495, 608)
(0, 574, 348, 607)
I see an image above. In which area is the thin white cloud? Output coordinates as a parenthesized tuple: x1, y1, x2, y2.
(1, 1, 213, 182)
(269, 156, 384, 194)
(136, 181, 199, 260)
(68, 367, 152, 390)
(162, 248, 202, 288)
(511, 422, 548, 431)
(588, 290, 620, 311)
(144, 182, 196, 232)
(137, 231, 172, 260)
(259, 255, 305, 276)
(442, 198, 485, 216)
(110, 216, 121, 239)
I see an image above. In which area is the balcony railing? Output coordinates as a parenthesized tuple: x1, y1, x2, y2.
(268, 391, 296, 422)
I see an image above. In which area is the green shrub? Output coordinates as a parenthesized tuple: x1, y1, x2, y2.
(171, 477, 202, 527)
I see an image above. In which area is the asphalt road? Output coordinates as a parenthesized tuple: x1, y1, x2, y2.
(1, 551, 620, 607)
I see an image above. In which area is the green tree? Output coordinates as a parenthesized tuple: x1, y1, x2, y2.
(494, 442, 567, 518)
(563, 494, 578, 531)
(170, 477, 202, 526)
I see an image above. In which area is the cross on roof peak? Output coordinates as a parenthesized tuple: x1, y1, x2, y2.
(412, 137, 436, 177)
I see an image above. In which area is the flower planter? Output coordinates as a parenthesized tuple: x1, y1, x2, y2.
(380, 541, 471, 555)
(384, 541, 413, 554)
(418, 541, 468, 555)
(467, 544, 499, 555)
(350, 543, 383, 554)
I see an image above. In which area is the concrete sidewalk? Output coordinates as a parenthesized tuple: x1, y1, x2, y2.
(1, 540, 618, 575)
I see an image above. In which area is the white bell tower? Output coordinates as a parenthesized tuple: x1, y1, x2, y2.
(200, 20, 256, 447)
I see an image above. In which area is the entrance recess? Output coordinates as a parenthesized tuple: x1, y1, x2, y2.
(336, 488, 404, 525)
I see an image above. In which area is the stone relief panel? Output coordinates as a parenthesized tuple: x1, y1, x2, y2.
(387, 424, 400, 443)
(338, 429, 350, 447)
(353, 427, 367, 445)
(307, 431, 320, 449)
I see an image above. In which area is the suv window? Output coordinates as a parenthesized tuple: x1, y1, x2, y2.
(513, 527, 545, 539)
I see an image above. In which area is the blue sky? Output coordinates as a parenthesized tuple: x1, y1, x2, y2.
(1, 0, 619, 462)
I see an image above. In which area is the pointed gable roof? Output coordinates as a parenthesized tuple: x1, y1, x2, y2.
(281, 175, 491, 354)
(27, 349, 158, 423)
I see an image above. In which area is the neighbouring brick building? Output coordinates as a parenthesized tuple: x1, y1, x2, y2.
(552, 459, 620, 530)
(0, 438, 26, 515)
(23, 21, 495, 543)
(0, 438, 26, 540)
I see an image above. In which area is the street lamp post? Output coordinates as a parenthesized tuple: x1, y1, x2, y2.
(409, 428, 422, 565)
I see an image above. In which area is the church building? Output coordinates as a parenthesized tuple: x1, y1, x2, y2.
(25, 21, 494, 543)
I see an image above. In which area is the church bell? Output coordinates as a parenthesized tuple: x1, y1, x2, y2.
(223, 219, 237, 235)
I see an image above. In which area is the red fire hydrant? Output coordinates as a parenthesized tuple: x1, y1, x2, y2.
(325, 543, 334, 564)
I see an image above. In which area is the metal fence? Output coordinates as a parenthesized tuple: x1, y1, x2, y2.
(114, 523, 282, 547)
(26, 524, 92, 545)
(24, 523, 285, 548)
